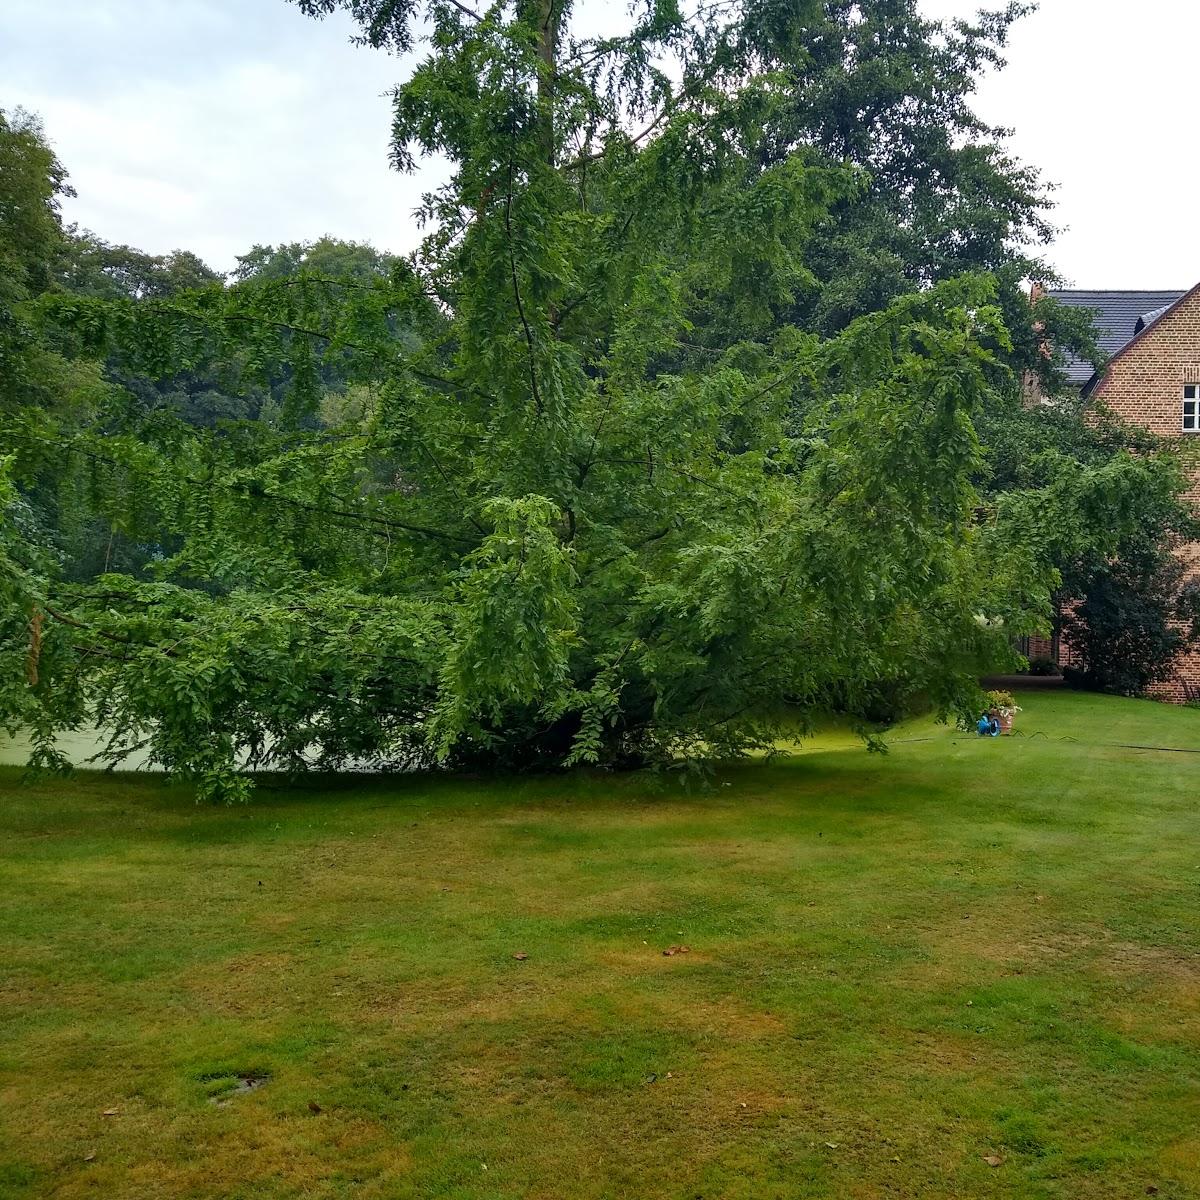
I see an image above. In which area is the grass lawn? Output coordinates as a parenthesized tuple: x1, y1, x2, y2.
(3, 689, 1200, 1199)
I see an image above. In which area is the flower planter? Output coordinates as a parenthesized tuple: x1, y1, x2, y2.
(982, 690, 1020, 737)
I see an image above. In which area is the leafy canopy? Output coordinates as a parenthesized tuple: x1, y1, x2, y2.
(1, 5, 1182, 797)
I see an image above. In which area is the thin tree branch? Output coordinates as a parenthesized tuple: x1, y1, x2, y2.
(504, 82, 545, 416)
(234, 483, 478, 545)
(558, 65, 721, 171)
(124, 300, 493, 404)
(444, 0, 482, 22)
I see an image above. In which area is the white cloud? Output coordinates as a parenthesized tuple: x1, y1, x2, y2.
(923, 0, 1200, 288)
(4, 0, 427, 270)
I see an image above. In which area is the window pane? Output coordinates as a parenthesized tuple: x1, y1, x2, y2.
(1187, 385, 1198, 399)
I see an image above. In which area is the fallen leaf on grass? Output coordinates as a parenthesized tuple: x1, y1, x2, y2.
(101, 1109, 118, 1117)
(512, 952, 528, 961)
(83, 1153, 96, 1163)
(825, 1142, 839, 1149)
(662, 945, 691, 956)
(982, 1155, 1004, 1167)
(308, 1101, 322, 1114)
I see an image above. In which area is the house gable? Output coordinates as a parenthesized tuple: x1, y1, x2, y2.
(1090, 281, 1200, 446)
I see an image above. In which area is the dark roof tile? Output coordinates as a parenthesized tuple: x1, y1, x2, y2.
(1047, 289, 1187, 383)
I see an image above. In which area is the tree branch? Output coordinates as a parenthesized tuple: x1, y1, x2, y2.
(504, 72, 545, 416)
(444, 0, 482, 22)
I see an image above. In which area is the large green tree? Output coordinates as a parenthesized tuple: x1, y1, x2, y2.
(1, 3, 1173, 798)
(756, 1, 1103, 401)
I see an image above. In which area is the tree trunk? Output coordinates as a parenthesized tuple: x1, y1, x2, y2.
(535, 0, 558, 164)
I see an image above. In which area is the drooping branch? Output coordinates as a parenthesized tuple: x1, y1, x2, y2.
(8, 428, 479, 547)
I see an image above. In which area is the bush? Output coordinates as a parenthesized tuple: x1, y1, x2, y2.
(1027, 656, 1060, 677)
(1062, 546, 1200, 696)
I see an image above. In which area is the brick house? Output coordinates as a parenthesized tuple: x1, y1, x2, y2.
(1025, 283, 1200, 699)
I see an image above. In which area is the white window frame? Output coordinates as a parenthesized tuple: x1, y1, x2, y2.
(1184, 384, 1200, 433)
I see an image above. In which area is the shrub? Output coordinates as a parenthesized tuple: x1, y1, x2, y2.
(1027, 656, 1060, 677)
(1062, 546, 1200, 696)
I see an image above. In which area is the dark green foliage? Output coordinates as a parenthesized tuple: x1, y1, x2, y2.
(51, 232, 261, 430)
(1063, 545, 1200, 696)
(977, 378, 1200, 695)
(1026, 656, 1059, 677)
(760, 2, 1105, 402)
(768, 2, 1050, 330)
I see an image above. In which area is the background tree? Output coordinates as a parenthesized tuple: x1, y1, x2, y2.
(756, 1, 1048, 333)
(50, 230, 254, 430)
(56, 234, 222, 301)
(0, 108, 74, 413)
(233, 237, 402, 284)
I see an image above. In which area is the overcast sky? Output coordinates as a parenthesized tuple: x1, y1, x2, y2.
(4, 0, 1198, 287)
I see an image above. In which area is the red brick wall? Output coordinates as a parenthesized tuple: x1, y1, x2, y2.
(1091, 284, 1200, 701)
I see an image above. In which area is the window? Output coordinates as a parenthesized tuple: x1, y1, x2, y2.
(1185, 385, 1200, 432)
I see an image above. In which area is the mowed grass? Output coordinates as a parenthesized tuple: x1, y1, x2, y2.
(3, 691, 1200, 1199)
